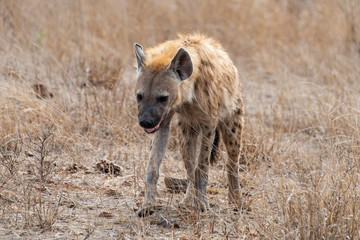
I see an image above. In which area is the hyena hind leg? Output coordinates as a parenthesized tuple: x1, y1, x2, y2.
(220, 108, 244, 208)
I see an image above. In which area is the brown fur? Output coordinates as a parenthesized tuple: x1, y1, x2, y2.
(134, 33, 244, 216)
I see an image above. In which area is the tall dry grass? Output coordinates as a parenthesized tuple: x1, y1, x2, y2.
(0, 0, 359, 238)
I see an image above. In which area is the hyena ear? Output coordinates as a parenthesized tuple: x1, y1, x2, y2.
(168, 48, 193, 81)
(134, 43, 145, 72)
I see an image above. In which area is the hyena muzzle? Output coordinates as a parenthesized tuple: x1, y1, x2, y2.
(134, 34, 244, 217)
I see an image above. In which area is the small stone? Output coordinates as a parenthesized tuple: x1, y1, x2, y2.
(164, 177, 187, 193)
(105, 189, 121, 197)
(25, 150, 34, 157)
(98, 211, 113, 218)
(150, 217, 180, 228)
(94, 160, 121, 176)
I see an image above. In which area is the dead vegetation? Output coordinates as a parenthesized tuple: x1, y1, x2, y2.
(0, 0, 359, 239)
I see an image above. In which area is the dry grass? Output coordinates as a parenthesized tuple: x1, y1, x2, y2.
(0, 0, 360, 238)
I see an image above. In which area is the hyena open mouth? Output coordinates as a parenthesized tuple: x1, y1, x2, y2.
(143, 116, 165, 134)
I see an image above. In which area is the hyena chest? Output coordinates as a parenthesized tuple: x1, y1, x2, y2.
(175, 101, 217, 126)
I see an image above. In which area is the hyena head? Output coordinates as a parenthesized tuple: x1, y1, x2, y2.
(134, 43, 193, 134)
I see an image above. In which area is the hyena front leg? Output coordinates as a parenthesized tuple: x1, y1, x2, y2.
(179, 121, 199, 206)
(193, 123, 216, 210)
(138, 118, 172, 217)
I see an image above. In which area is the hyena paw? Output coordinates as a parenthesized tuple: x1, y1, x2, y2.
(194, 195, 210, 212)
(179, 193, 209, 212)
(228, 192, 241, 208)
(138, 206, 154, 217)
(138, 205, 160, 217)
(179, 186, 196, 206)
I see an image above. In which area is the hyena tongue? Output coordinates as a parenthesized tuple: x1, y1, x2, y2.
(144, 117, 164, 134)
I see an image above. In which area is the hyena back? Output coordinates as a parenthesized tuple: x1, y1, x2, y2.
(134, 33, 244, 217)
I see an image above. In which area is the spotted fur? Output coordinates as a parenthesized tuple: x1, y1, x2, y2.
(134, 33, 244, 216)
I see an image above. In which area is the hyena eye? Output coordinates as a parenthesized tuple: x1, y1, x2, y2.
(137, 93, 143, 102)
(157, 96, 168, 103)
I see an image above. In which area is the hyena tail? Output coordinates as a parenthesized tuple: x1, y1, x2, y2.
(210, 127, 221, 165)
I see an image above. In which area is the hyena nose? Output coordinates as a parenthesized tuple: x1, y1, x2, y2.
(139, 119, 155, 129)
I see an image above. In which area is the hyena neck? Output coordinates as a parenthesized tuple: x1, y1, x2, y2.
(172, 79, 195, 108)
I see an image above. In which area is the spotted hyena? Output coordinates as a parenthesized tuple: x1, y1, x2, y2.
(134, 33, 244, 217)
